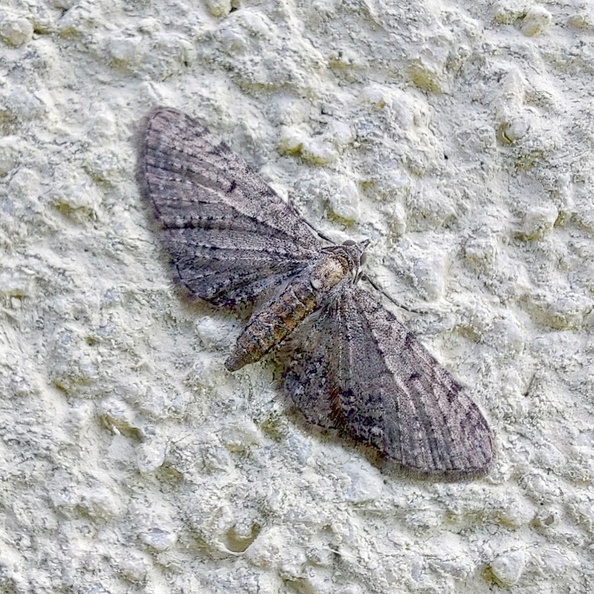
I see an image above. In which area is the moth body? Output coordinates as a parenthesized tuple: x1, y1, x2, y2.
(225, 243, 365, 371)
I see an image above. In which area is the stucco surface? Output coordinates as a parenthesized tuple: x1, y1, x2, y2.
(0, 1, 593, 592)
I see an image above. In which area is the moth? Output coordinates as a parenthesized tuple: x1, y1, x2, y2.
(137, 107, 494, 480)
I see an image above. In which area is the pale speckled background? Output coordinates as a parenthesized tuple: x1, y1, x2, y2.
(1, 0, 593, 592)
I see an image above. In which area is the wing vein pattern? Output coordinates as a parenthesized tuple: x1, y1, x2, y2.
(282, 286, 493, 479)
(139, 107, 322, 307)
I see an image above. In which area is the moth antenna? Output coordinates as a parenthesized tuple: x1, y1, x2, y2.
(361, 274, 432, 315)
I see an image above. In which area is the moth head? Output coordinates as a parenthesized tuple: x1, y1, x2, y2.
(341, 238, 370, 271)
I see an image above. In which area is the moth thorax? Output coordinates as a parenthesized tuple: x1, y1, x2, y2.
(334, 241, 367, 273)
(310, 253, 351, 291)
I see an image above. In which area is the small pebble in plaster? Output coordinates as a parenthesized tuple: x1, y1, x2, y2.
(0, 11, 34, 47)
(521, 6, 552, 37)
(489, 549, 526, 586)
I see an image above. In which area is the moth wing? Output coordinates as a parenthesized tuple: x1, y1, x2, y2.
(138, 107, 322, 307)
(282, 285, 493, 479)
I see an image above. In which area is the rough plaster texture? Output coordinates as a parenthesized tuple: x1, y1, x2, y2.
(0, 0, 593, 592)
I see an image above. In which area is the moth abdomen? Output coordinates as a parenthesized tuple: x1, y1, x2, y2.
(225, 250, 359, 371)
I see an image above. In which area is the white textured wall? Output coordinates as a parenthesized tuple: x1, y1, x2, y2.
(1, 0, 593, 592)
